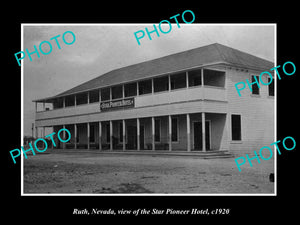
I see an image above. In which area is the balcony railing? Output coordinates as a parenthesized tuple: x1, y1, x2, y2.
(36, 86, 227, 121)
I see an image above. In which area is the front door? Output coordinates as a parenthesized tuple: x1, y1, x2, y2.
(193, 121, 210, 150)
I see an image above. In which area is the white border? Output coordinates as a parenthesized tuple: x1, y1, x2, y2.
(21, 23, 277, 196)
(274, 23, 277, 193)
(21, 25, 24, 195)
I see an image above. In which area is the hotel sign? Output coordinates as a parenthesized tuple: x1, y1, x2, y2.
(100, 98, 135, 111)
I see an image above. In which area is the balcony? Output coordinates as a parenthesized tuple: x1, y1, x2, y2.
(35, 68, 228, 124)
(135, 85, 227, 107)
(35, 85, 227, 122)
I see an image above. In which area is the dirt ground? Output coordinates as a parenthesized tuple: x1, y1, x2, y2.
(23, 151, 275, 194)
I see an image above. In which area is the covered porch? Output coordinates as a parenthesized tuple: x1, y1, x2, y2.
(39, 112, 228, 152)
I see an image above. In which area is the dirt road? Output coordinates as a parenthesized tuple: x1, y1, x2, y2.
(23, 152, 274, 194)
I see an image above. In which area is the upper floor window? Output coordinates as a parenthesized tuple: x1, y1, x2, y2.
(154, 76, 169, 93)
(101, 88, 110, 101)
(76, 92, 88, 105)
(111, 85, 123, 99)
(170, 72, 186, 90)
(138, 79, 152, 95)
(251, 75, 260, 95)
(53, 97, 64, 109)
(188, 69, 201, 87)
(89, 89, 99, 103)
(65, 95, 75, 107)
(203, 69, 225, 87)
(124, 82, 137, 97)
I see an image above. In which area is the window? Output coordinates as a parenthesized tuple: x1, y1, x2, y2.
(155, 119, 161, 142)
(119, 122, 123, 143)
(154, 76, 169, 93)
(64, 125, 72, 143)
(268, 78, 274, 96)
(101, 88, 110, 101)
(170, 72, 186, 90)
(89, 89, 99, 103)
(203, 69, 225, 87)
(65, 95, 75, 107)
(251, 75, 260, 95)
(138, 79, 152, 95)
(188, 69, 201, 87)
(90, 124, 95, 142)
(53, 97, 63, 109)
(106, 123, 110, 143)
(111, 85, 123, 99)
(171, 117, 178, 142)
(124, 82, 137, 97)
(231, 114, 241, 141)
(76, 92, 88, 105)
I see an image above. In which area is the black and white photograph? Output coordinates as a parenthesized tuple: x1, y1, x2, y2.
(4, 5, 298, 221)
(22, 24, 276, 195)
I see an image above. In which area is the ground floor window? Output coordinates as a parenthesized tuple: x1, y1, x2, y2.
(106, 123, 110, 143)
(119, 122, 123, 143)
(155, 119, 161, 142)
(268, 77, 274, 96)
(90, 124, 95, 143)
(231, 114, 241, 141)
(171, 117, 178, 142)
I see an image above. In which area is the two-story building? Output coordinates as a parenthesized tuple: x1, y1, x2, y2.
(33, 43, 274, 156)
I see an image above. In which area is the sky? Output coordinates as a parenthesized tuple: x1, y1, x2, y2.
(23, 24, 275, 136)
